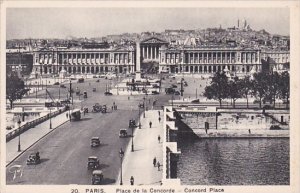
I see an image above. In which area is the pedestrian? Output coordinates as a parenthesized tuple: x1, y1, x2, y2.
(158, 111, 160, 116)
(66, 113, 69, 119)
(115, 105, 118, 110)
(158, 117, 161, 122)
(153, 157, 157, 167)
(111, 106, 114, 111)
(205, 128, 207, 134)
(113, 102, 115, 106)
(149, 121, 152, 128)
(128, 96, 130, 100)
(157, 161, 161, 171)
(158, 135, 161, 143)
(130, 176, 134, 185)
(248, 129, 251, 134)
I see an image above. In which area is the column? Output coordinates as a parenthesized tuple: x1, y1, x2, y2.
(154, 46, 156, 59)
(150, 46, 153, 59)
(142, 46, 145, 59)
(146, 46, 148, 59)
(229, 52, 232, 63)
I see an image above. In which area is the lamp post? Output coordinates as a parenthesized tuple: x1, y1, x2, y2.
(130, 120, 134, 152)
(17, 119, 21, 152)
(119, 148, 124, 185)
(138, 105, 141, 129)
(143, 96, 146, 118)
(49, 107, 52, 129)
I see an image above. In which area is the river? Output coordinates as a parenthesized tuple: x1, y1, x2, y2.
(177, 138, 289, 185)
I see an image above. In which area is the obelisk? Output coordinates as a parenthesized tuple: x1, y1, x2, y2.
(135, 42, 141, 81)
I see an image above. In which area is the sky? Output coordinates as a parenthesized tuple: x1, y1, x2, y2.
(6, 8, 289, 39)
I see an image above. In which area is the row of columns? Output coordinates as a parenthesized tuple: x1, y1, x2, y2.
(38, 65, 135, 74)
(175, 64, 254, 73)
(141, 45, 159, 60)
(161, 51, 260, 64)
(37, 52, 134, 65)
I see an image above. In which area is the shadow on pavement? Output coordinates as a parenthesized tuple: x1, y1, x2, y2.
(132, 148, 144, 152)
(80, 118, 93, 121)
(99, 163, 110, 169)
(100, 178, 116, 185)
(40, 158, 50, 163)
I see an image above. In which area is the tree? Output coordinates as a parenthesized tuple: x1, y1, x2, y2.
(238, 76, 253, 108)
(268, 72, 281, 108)
(251, 72, 269, 108)
(6, 71, 29, 109)
(278, 71, 290, 109)
(227, 77, 241, 108)
(204, 72, 228, 107)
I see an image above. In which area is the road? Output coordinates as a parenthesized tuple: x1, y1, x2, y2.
(6, 75, 171, 185)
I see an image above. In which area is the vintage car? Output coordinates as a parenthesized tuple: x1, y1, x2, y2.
(92, 88, 96, 92)
(26, 153, 41, 165)
(119, 129, 128, 138)
(70, 109, 81, 121)
(91, 137, 100, 147)
(101, 105, 107, 113)
(92, 103, 102, 113)
(87, 156, 100, 170)
(104, 91, 113, 96)
(91, 170, 104, 185)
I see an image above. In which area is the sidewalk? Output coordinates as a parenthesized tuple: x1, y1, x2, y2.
(6, 112, 69, 166)
(117, 110, 163, 185)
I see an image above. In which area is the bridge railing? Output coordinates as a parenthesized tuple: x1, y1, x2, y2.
(6, 107, 67, 142)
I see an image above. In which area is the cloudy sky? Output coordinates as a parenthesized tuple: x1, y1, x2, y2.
(6, 8, 289, 39)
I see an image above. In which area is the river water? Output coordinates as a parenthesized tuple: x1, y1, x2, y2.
(177, 138, 289, 185)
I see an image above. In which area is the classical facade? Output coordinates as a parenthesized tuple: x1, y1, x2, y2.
(159, 46, 261, 75)
(32, 37, 274, 76)
(140, 37, 168, 62)
(32, 46, 135, 75)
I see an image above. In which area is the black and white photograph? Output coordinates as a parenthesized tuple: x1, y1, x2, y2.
(1, 1, 300, 193)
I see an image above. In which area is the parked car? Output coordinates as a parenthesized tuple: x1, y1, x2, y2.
(53, 82, 60, 85)
(87, 156, 100, 170)
(60, 84, 66, 88)
(90, 137, 100, 147)
(152, 91, 159, 95)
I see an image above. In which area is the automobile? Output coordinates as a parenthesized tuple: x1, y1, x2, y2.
(165, 87, 175, 94)
(60, 84, 66, 88)
(84, 91, 88, 98)
(70, 109, 81, 121)
(152, 91, 159, 95)
(91, 137, 100, 147)
(99, 74, 106, 78)
(93, 88, 96, 92)
(78, 78, 84, 83)
(152, 84, 160, 88)
(119, 129, 128, 138)
(91, 170, 104, 185)
(270, 125, 282, 130)
(26, 153, 41, 165)
(70, 77, 77, 80)
(53, 82, 60, 85)
(92, 103, 102, 113)
(263, 105, 272, 109)
(183, 81, 188, 86)
(101, 105, 107, 113)
(96, 79, 100, 82)
(174, 91, 181, 95)
(171, 84, 177, 88)
(93, 76, 97, 78)
(87, 156, 100, 170)
(104, 91, 113, 96)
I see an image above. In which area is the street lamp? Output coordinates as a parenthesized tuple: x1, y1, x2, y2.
(17, 119, 21, 152)
(143, 96, 146, 118)
(130, 120, 134, 152)
(119, 148, 124, 185)
(49, 107, 52, 129)
(138, 105, 141, 129)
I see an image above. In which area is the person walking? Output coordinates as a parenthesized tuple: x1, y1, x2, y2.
(130, 176, 134, 185)
(66, 113, 69, 119)
(158, 117, 161, 122)
(157, 161, 161, 171)
(248, 129, 251, 134)
(149, 121, 152, 128)
(158, 135, 161, 143)
(158, 111, 160, 116)
(153, 157, 157, 167)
